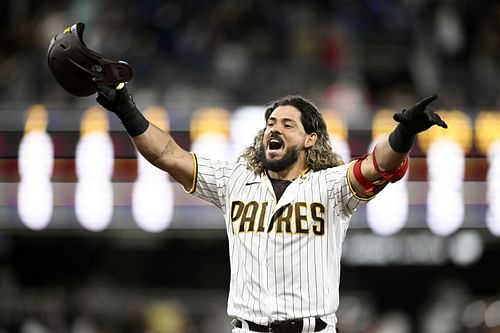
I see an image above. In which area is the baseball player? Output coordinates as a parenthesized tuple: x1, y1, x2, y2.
(95, 85, 446, 333)
(47, 24, 448, 333)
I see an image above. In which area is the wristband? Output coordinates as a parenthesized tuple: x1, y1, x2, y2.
(388, 124, 415, 153)
(96, 85, 150, 136)
(120, 107, 150, 136)
(113, 85, 149, 136)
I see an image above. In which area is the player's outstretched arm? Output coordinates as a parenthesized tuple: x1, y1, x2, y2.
(349, 95, 448, 198)
(96, 84, 195, 191)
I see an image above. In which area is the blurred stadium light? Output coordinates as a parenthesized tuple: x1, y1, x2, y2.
(17, 105, 54, 230)
(189, 107, 232, 160)
(132, 106, 174, 233)
(75, 106, 114, 231)
(0, 103, 498, 238)
(366, 109, 408, 236)
(230, 106, 266, 160)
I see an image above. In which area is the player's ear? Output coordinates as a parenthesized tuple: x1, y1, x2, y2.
(304, 132, 317, 148)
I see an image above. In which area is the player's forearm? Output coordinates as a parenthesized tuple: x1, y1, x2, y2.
(132, 122, 170, 162)
(95, 84, 195, 189)
(131, 123, 195, 188)
(378, 141, 408, 170)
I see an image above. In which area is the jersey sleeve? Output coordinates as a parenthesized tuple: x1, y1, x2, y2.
(190, 155, 238, 212)
(326, 162, 373, 214)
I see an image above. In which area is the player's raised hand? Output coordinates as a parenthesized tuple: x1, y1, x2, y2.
(95, 82, 134, 113)
(388, 94, 448, 153)
(392, 95, 448, 135)
(95, 82, 149, 137)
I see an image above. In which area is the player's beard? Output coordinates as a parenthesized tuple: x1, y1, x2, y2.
(258, 143, 301, 172)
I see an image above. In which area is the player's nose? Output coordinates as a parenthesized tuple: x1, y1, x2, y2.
(269, 124, 283, 134)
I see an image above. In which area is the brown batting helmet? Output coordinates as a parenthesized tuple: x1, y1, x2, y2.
(47, 23, 133, 97)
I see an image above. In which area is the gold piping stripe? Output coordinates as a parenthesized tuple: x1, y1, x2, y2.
(346, 162, 375, 202)
(184, 152, 198, 194)
(300, 168, 310, 178)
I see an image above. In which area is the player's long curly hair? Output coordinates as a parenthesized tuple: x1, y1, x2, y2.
(240, 95, 344, 174)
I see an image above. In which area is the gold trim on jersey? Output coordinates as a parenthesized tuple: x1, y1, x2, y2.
(299, 167, 310, 179)
(184, 152, 198, 194)
(346, 161, 375, 201)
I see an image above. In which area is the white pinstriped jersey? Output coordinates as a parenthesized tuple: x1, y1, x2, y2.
(191, 155, 369, 326)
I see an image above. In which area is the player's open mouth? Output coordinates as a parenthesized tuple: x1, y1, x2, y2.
(268, 137, 284, 151)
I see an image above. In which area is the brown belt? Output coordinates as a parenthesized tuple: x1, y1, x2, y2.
(232, 317, 327, 332)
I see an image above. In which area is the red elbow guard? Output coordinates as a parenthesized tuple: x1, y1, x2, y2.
(353, 154, 388, 196)
(372, 148, 409, 182)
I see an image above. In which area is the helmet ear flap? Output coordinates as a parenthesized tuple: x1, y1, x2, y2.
(47, 23, 133, 97)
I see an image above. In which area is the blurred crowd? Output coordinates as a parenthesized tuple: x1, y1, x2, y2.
(1, 277, 500, 333)
(1, 0, 499, 120)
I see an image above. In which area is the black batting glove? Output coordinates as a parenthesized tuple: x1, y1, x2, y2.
(393, 95, 448, 133)
(389, 95, 448, 153)
(95, 83, 149, 137)
(96, 83, 134, 115)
